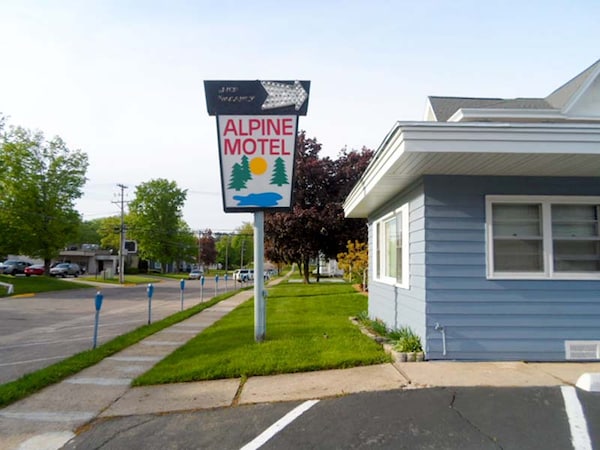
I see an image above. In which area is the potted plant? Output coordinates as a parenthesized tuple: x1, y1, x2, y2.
(393, 327, 423, 362)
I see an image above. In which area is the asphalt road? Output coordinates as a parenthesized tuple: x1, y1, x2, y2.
(63, 387, 600, 449)
(0, 276, 243, 384)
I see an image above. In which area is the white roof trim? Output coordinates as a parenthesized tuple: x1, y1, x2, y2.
(343, 122, 600, 218)
(448, 108, 600, 123)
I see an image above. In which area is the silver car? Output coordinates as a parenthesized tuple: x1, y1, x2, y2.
(50, 263, 81, 277)
(188, 269, 204, 280)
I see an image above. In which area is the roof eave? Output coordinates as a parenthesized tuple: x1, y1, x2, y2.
(343, 122, 600, 218)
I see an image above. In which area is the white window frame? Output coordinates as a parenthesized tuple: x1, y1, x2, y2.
(374, 204, 410, 288)
(486, 195, 600, 280)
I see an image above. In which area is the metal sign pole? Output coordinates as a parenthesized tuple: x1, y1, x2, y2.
(203, 79, 310, 344)
(180, 279, 185, 311)
(93, 291, 104, 349)
(254, 211, 266, 342)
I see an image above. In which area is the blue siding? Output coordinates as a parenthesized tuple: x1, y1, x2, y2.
(423, 175, 600, 361)
(367, 183, 427, 340)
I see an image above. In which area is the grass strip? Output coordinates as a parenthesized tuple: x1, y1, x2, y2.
(0, 275, 92, 297)
(134, 282, 390, 385)
(79, 274, 160, 285)
(0, 291, 237, 408)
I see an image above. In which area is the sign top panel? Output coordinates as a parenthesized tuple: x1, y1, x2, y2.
(204, 80, 310, 116)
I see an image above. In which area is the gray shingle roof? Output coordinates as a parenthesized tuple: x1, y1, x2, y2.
(428, 59, 600, 122)
(428, 96, 554, 122)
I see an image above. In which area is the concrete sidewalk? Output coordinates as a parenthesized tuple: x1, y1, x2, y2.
(2, 284, 600, 450)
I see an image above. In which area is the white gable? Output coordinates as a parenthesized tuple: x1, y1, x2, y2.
(564, 72, 600, 118)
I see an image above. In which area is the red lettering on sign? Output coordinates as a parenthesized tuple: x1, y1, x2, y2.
(224, 139, 241, 155)
(223, 138, 289, 155)
(222, 118, 295, 136)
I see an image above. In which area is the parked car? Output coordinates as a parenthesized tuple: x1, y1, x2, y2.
(50, 263, 81, 277)
(0, 260, 32, 276)
(188, 268, 204, 280)
(233, 269, 254, 282)
(24, 264, 45, 277)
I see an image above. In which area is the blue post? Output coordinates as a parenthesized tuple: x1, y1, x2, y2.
(200, 275, 205, 301)
(224, 273, 229, 291)
(93, 291, 104, 349)
(180, 279, 185, 311)
(147, 283, 154, 324)
(215, 274, 219, 296)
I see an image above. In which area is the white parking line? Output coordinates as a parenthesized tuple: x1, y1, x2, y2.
(240, 400, 319, 450)
(17, 431, 75, 450)
(561, 386, 592, 450)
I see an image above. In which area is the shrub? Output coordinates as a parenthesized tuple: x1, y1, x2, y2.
(394, 326, 422, 352)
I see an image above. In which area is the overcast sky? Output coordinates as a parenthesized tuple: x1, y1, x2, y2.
(1, 0, 599, 232)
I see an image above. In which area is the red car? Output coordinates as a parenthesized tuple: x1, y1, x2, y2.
(24, 265, 45, 277)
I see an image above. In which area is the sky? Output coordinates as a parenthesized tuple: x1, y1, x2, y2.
(1, 0, 599, 233)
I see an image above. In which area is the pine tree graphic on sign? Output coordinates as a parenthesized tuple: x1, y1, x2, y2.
(241, 155, 252, 183)
(228, 162, 247, 191)
(269, 157, 289, 186)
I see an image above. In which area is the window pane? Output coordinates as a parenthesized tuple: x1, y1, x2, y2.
(552, 205, 599, 238)
(384, 218, 397, 278)
(553, 204, 597, 221)
(396, 212, 403, 283)
(375, 223, 381, 278)
(554, 240, 600, 272)
(494, 222, 541, 237)
(493, 204, 541, 237)
(493, 240, 543, 272)
(494, 204, 540, 220)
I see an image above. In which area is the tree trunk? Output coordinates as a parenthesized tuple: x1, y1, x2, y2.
(44, 258, 52, 276)
(302, 255, 311, 284)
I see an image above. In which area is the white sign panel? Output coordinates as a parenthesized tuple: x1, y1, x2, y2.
(217, 115, 298, 212)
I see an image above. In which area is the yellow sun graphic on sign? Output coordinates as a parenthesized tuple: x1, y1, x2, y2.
(250, 157, 268, 175)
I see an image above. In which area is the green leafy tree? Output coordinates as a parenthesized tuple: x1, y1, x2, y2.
(76, 219, 102, 245)
(128, 179, 187, 272)
(97, 216, 123, 252)
(228, 222, 254, 269)
(215, 233, 233, 271)
(174, 220, 198, 271)
(269, 157, 289, 186)
(0, 122, 88, 269)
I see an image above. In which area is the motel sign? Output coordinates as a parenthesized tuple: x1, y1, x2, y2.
(204, 80, 310, 212)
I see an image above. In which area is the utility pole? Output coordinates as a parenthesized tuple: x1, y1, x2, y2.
(116, 184, 127, 284)
(198, 229, 203, 271)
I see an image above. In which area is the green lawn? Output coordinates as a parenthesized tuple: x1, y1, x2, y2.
(79, 274, 160, 285)
(134, 282, 389, 385)
(0, 275, 92, 297)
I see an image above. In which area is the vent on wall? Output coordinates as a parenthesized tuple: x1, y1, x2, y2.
(565, 341, 600, 360)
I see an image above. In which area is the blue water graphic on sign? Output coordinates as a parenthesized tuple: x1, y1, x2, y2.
(233, 192, 283, 207)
